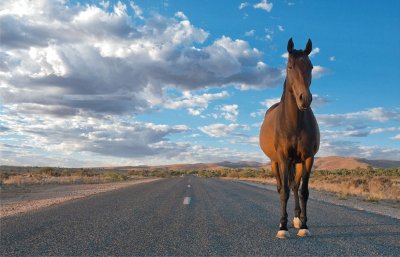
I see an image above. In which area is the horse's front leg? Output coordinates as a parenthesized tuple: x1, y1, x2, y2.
(298, 156, 313, 237)
(276, 160, 290, 239)
(292, 163, 303, 229)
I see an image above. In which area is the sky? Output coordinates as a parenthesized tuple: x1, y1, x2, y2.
(0, 0, 399, 167)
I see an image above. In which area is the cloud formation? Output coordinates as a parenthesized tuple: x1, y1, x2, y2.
(0, 108, 190, 159)
(317, 107, 400, 127)
(0, 0, 283, 118)
(318, 140, 400, 161)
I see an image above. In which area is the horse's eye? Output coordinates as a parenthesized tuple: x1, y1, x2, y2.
(288, 66, 293, 69)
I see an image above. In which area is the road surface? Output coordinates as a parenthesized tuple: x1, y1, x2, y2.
(1, 176, 399, 256)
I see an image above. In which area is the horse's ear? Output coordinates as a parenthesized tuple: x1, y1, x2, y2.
(287, 38, 294, 53)
(304, 39, 312, 55)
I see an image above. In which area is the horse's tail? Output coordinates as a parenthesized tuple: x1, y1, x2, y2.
(288, 162, 296, 190)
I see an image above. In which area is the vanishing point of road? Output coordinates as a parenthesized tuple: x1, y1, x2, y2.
(1, 176, 399, 256)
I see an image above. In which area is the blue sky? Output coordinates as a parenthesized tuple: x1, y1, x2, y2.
(0, 0, 399, 167)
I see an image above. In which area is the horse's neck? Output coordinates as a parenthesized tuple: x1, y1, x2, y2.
(280, 81, 302, 129)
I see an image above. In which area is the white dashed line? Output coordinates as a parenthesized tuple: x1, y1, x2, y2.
(187, 185, 191, 188)
(183, 197, 191, 205)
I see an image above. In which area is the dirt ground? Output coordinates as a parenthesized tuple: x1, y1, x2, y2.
(0, 178, 160, 218)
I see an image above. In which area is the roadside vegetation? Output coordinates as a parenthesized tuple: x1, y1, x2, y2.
(0, 167, 131, 186)
(209, 167, 400, 202)
(1, 165, 399, 202)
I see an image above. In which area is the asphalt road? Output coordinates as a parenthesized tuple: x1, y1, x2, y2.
(1, 176, 399, 256)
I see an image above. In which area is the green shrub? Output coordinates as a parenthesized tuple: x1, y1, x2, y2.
(103, 173, 128, 181)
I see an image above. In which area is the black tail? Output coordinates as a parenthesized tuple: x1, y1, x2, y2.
(288, 162, 296, 190)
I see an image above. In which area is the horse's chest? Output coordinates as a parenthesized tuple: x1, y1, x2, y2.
(278, 133, 314, 161)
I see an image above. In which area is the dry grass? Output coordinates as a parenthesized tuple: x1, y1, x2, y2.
(228, 176, 400, 201)
(309, 175, 400, 201)
(1, 173, 134, 186)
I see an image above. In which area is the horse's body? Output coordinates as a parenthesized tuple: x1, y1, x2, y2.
(259, 38, 320, 238)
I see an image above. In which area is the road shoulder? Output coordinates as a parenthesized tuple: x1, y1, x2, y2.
(0, 178, 160, 218)
(231, 179, 400, 220)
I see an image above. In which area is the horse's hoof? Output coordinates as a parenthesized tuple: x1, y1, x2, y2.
(297, 229, 311, 237)
(276, 230, 290, 239)
(293, 217, 302, 229)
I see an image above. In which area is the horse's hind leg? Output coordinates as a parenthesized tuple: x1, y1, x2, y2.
(292, 163, 303, 229)
(298, 157, 313, 237)
(271, 161, 281, 193)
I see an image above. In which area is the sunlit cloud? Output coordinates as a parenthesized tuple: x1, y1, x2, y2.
(253, 0, 273, 12)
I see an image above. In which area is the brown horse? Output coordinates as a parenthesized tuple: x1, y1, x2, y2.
(259, 38, 320, 239)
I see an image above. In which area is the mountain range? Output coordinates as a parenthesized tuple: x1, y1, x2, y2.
(117, 156, 400, 171)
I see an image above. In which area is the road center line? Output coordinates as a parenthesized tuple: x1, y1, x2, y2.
(187, 185, 191, 188)
(183, 197, 191, 205)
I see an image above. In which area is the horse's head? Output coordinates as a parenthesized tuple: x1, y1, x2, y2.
(286, 38, 314, 111)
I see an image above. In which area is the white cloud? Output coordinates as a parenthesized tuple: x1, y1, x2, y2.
(391, 134, 400, 140)
(187, 108, 205, 116)
(220, 104, 239, 121)
(228, 136, 259, 146)
(130, 1, 143, 19)
(278, 25, 284, 31)
(317, 140, 400, 161)
(261, 97, 281, 108)
(312, 65, 330, 78)
(99, 1, 110, 9)
(239, 2, 250, 9)
(370, 127, 400, 134)
(245, 29, 255, 36)
(329, 56, 336, 61)
(321, 126, 400, 140)
(254, 0, 273, 12)
(164, 91, 229, 109)
(317, 107, 400, 127)
(250, 109, 265, 118)
(310, 94, 330, 108)
(321, 129, 370, 139)
(309, 47, 320, 57)
(177, 144, 265, 163)
(199, 123, 247, 137)
(174, 11, 187, 20)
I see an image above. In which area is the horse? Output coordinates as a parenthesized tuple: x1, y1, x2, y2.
(259, 38, 320, 239)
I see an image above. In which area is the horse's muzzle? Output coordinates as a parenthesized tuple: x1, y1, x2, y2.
(298, 93, 312, 111)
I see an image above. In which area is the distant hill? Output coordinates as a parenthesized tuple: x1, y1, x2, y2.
(119, 161, 265, 171)
(313, 156, 400, 170)
(1, 156, 399, 174)
(313, 156, 369, 170)
(356, 158, 400, 169)
(116, 156, 399, 171)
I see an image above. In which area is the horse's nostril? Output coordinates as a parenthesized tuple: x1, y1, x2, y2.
(299, 94, 303, 101)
